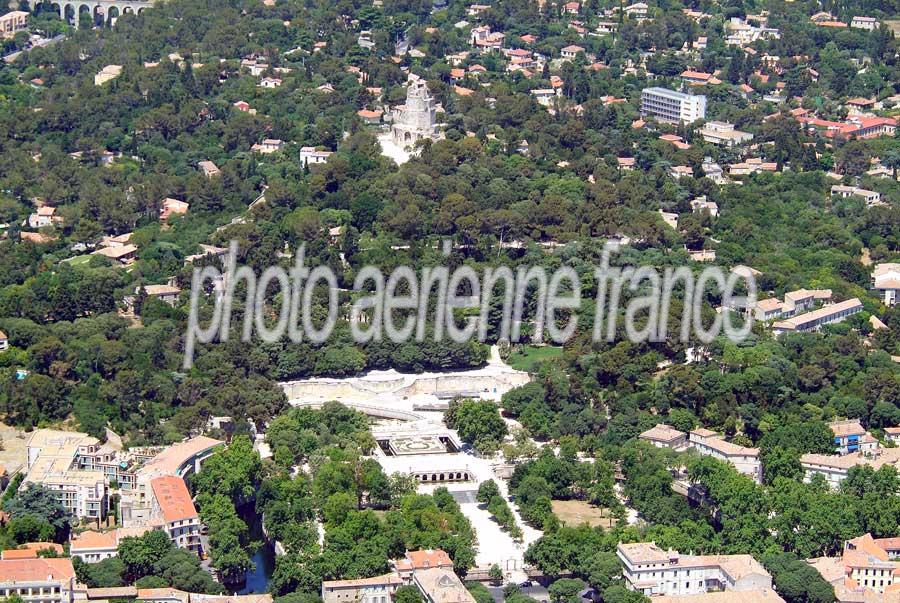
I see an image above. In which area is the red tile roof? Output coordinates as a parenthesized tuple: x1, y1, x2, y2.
(0, 558, 76, 581)
(150, 476, 198, 523)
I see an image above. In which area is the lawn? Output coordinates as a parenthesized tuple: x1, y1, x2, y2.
(551, 499, 616, 529)
(64, 254, 93, 266)
(507, 345, 563, 372)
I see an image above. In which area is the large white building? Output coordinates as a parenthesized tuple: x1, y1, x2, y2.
(689, 429, 762, 483)
(150, 476, 202, 554)
(801, 448, 900, 489)
(23, 429, 220, 529)
(772, 298, 863, 335)
(617, 542, 774, 598)
(0, 557, 84, 603)
(809, 533, 900, 601)
(641, 87, 706, 124)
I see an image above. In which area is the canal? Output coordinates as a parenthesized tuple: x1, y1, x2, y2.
(235, 510, 276, 594)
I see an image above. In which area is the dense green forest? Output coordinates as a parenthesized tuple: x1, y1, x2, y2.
(0, 0, 898, 600)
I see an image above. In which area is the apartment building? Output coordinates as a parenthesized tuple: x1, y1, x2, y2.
(782, 289, 832, 316)
(23, 429, 221, 527)
(322, 550, 471, 603)
(69, 527, 154, 563)
(639, 425, 688, 449)
(321, 574, 403, 603)
(699, 121, 753, 146)
(873, 263, 900, 307)
(617, 542, 774, 598)
(640, 87, 706, 124)
(150, 476, 202, 554)
(0, 557, 83, 603)
(802, 448, 900, 489)
(652, 592, 784, 603)
(772, 298, 863, 335)
(689, 429, 762, 483)
(137, 590, 272, 603)
(23, 430, 113, 521)
(754, 298, 785, 322)
(829, 419, 877, 455)
(809, 533, 900, 601)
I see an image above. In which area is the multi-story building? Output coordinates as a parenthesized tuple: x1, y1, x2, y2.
(651, 592, 784, 603)
(829, 419, 876, 455)
(639, 425, 688, 449)
(809, 533, 900, 601)
(322, 550, 472, 603)
(802, 448, 900, 489)
(0, 557, 84, 603)
(149, 476, 202, 554)
(689, 429, 762, 483)
(699, 121, 753, 147)
(137, 590, 272, 603)
(772, 298, 863, 335)
(781, 289, 832, 316)
(24, 429, 220, 527)
(321, 574, 403, 603)
(641, 88, 706, 124)
(873, 264, 900, 307)
(617, 542, 774, 598)
(0, 11, 28, 39)
(69, 527, 154, 563)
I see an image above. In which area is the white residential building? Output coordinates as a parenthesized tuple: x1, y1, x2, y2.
(689, 429, 762, 483)
(641, 87, 706, 124)
(873, 263, 900, 307)
(639, 425, 688, 449)
(300, 146, 333, 167)
(150, 476, 202, 554)
(850, 16, 878, 30)
(802, 448, 900, 489)
(70, 527, 154, 563)
(0, 558, 84, 603)
(831, 185, 882, 206)
(617, 542, 774, 598)
(809, 533, 900, 601)
(772, 298, 863, 335)
(828, 419, 877, 455)
(27, 206, 61, 229)
(691, 196, 719, 217)
(251, 139, 284, 154)
(699, 121, 753, 146)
